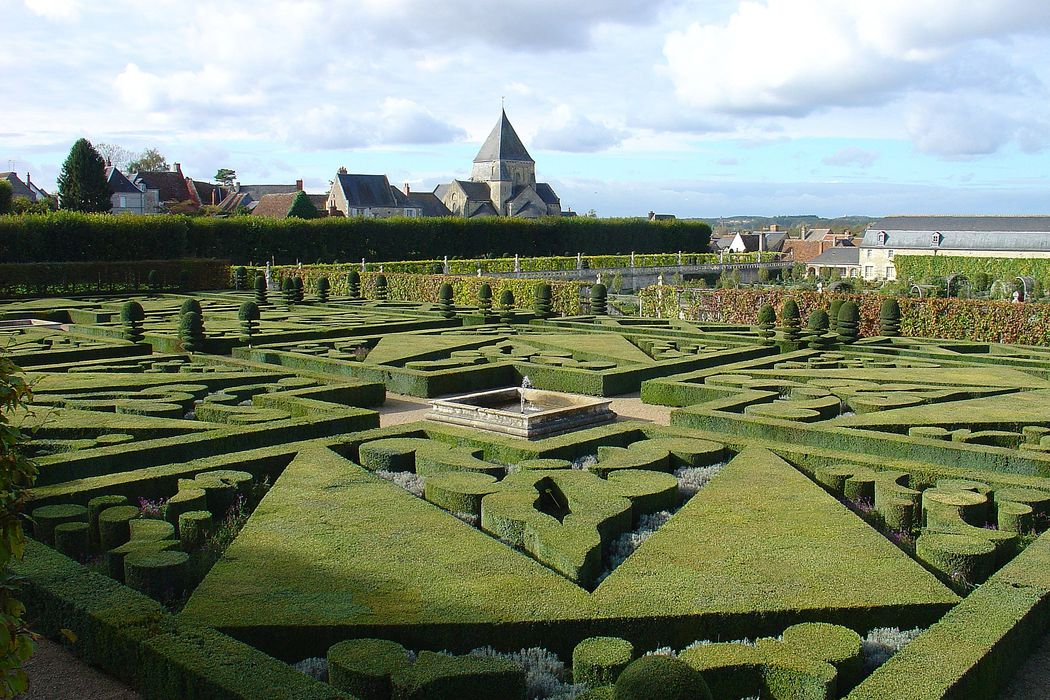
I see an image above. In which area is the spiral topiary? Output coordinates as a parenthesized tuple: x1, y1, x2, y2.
(282, 277, 297, 305)
(233, 266, 248, 290)
(438, 282, 455, 319)
(591, 283, 608, 315)
(828, 299, 844, 335)
(613, 655, 712, 700)
(756, 303, 776, 343)
(238, 301, 260, 345)
(375, 274, 388, 301)
(293, 276, 305, 303)
(180, 298, 202, 317)
(837, 300, 860, 344)
(178, 311, 205, 353)
(478, 282, 493, 314)
(499, 289, 515, 323)
(317, 276, 331, 303)
(348, 270, 361, 299)
(254, 275, 268, 305)
(120, 301, 145, 343)
(534, 283, 553, 318)
(879, 297, 901, 337)
(780, 298, 801, 343)
(805, 308, 831, 349)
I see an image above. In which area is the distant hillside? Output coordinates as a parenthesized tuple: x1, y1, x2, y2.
(683, 215, 875, 236)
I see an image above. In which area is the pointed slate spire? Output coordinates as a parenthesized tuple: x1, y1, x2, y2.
(473, 109, 533, 164)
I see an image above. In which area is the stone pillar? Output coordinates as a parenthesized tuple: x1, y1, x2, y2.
(630, 252, 635, 268)
(514, 254, 520, 273)
(443, 255, 449, 274)
(361, 258, 366, 272)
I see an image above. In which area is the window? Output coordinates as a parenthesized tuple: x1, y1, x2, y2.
(931, 231, 942, 247)
(877, 231, 887, 246)
(888, 250, 894, 259)
(119, 195, 127, 208)
(864, 265, 874, 278)
(886, 265, 896, 280)
(866, 249, 872, 259)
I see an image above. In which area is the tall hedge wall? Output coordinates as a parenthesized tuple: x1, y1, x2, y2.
(639, 287, 1050, 345)
(0, 212, 711, 264)
(0, 259, 230, 298)
(894, 254, 1050, 285)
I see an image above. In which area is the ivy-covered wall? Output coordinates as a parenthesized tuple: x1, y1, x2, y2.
(639, 287, 1050, 345)
(894, 254, 1050, 284)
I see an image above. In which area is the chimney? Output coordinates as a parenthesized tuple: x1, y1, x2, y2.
(403, 182, 410, 194)
(173, 162, 182, 175)
(295, 179, 304, 191)
(25, 173, 30, 185)
(212, 188, 218, 205)
(759, 232, 766, 252)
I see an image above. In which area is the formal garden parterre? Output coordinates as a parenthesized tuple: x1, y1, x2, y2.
(4, 285, 1050, 700)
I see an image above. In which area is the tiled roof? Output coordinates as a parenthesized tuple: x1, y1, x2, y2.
(809, 247, 860, 266)
(473, 109, 533, 164)
(104, 166, 141, 194)
(0, 172, 37, 199)
(251, 193, 298, 218)
(335, 173, 397, 207)
(191, 180, 227, 207)
(862, 216, 1050, 252)
(405, 192, 452, 217)
(133, 171, 191, 203)
(455, 180, 492, 201)
(534, 183, 560, 206)
(871, 216, 1050, 232)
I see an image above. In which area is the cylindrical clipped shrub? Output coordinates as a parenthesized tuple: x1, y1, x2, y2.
(54, 521, 90, 561)
(179, 298, 202, 317)
(781, 622, 863, 691)
(238, 300, 261, 344)
(328, 638, 412, 699)
(534, 283, 553, 318)
(916, 532, 996, 588)
(88, 494, 128, 547)
(178, 310, 205, 353)
(837, 301, 860, 344)
(614, 655, 712, 700)
(780, 298, 801, 343)
(574, 637, 634, 687)
(31, 504, 88, 545)
(98, 505, 140, 550)
(120, 301, 146, 343)
(996, 500, 1034, 534)
(438, 282, 455, 319)
(499, 289, 515, 323)
(922, 487, 988, 529)
(233, 266, 247, 290)
(317, 276, 331, 303)
(805, 308, 831, 349)
(478, 282, 493, 314)
(178, 510, 213, 551)
(591, 283, 608, 315)
(194, 469, 253, 515)
(375, 274, 388, 300)
(348, 270, 362, 299)
(293, 276, 305, 303)
(164, 487, 208, 529)
(254, 275, 268, 304)
(282, 276, 297, 305)
(756, 303, 776, 343)
(879, 297, 901, 337)
(124, 549, 190, 601)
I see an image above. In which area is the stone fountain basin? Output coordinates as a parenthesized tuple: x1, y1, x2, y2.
(427, 387, 615, 439)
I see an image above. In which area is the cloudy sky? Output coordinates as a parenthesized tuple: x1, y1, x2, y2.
(3, 0, 1049, 217)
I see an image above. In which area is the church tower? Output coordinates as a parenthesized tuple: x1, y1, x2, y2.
(470, 109, 536, 215)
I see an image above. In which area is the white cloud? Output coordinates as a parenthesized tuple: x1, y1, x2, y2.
(822, 146, 879, 168)
(533, 107, 626, 153)
(664, 1, 1050, 116)
(23, 0, 82, 21)
(288, 99, 464, 150)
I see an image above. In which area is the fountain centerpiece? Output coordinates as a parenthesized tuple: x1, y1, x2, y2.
(427, 378, 615, 439)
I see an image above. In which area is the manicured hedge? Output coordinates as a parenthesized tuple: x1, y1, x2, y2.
(0, 212, 710, 264)
(12, 539, 352, 700)
(0, 259, 230, 298)
(639, 287, 1050, 345)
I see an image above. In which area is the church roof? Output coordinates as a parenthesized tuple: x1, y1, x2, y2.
(473, 109, 533, 164)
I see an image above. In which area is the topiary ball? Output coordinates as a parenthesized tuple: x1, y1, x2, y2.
(614, 655, 712, 700)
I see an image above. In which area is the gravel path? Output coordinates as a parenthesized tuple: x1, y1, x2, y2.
(998, 630, 1050, 699)
(20, 638, 140, 699)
